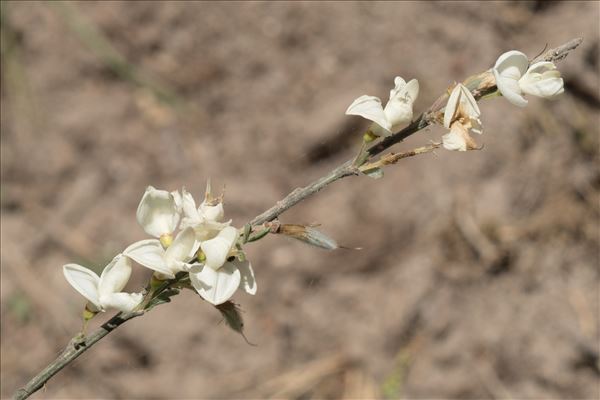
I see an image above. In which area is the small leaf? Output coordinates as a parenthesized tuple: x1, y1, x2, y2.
(215, 301, 255, 345)
(145, 287, 180, 310)
(241, 224, 252, 244)
(279, 224, 339, 250)
(246, 227, 270, 243)
(363, 167, 384, 179)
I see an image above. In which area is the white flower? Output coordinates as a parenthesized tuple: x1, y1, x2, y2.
(493, 51, 564, 107)
(180, 184, 231, 241)
(63, 254, 143, 312)
(346, 77, 419, 136)
(124, 227, 200, 279)
(136, 186, 181, 239)
(493, 50, 530, 107)
(519, 61, 564, 98)
(442, 83, 483, 151)
(189, 226, 257, 305)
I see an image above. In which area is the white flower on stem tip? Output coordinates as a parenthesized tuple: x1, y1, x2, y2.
(63, 254, 143, 313)
(442, 83, 483, 152)
(345, 76, 419, 137)
(519, 61, 564, 98)
(189, 226, 257, 305)
(124, 227, 200, 279)
(136, 186, 181, 243)
(493, 51, 564, 107)
(180, 182, 231, 241)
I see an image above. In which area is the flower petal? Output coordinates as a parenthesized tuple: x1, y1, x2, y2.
(189, 262, 241, 305)
(402, 79, 420, 103)
(193, 219, 232, 241)
(519, 62, 564, 98)
(235, 260, 257, 295)
(494, 69, 528, 107)
(200, 201, 225, 222)
(200, 226, 239, 270)
(389, 76, 407, 100)
(383, 100, 412, 133)
(445, 83, 481, 128)
(123, 239, 174, 278)
(98, 254, 132, 298)
(63, 264, 101, 308)
(345, 95, 391, 132)
(99, 292, 143, 313)
(136, 186, 181, 238)
(494, 50, 529, 78)
(493, 50, 529, 107)
(442, 122, 478, 152)
(164, 227, 198, 271)
(181, 188, 201, 223)
(459, 84, 480, 118)
(444, 84, 462, 128)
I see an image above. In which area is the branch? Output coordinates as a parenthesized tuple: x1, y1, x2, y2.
(13, 37, 582, 400)
(533, 37, 583, 63)
(13, 311, 143, 400)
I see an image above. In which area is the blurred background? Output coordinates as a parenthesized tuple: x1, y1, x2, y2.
(1, 1, 598, 399)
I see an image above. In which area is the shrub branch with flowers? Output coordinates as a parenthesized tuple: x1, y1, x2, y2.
(13, 38, 582, 400)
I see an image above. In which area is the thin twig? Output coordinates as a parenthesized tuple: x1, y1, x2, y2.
(359, 144, 440, 173)
(13, 311, 143, 400)
(13, 37, 582, 400)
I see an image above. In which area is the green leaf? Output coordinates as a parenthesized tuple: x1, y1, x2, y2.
(247, 227, 271, 243)
(145, 287, 180, 310)
(363, 167, 384, 179)
(215, 301, 255, 346)
(241, 224, 252, 244)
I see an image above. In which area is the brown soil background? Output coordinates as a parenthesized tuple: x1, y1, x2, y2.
(1, 2, 599, 399)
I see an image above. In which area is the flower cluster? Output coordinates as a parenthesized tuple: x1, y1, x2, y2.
(493, 50, 564, 107)
(63, 183, 256, 313)
(345, 50, 565, 152)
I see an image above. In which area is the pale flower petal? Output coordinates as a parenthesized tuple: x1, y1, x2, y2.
(385, 78, 418, 132)
(164, 227, 198, 272)
(444, 84, 462, 129)
(98, 255, 132, 299)
(519, 61, 564, 98)
(493, 50, 529, 107)
(181, 188, 201, 224)
(494, 50, 529, 78)
(235, 260, 257, 295)
(442, 129, 467, 152)
(200, 226, 239, 270)
(193, 219, 232, 242)
(136, 186, 181, 238)
(200, 201, 225, 222)
(189, 262, 241, 305)
(123, 239, 174, 278)
(383, 99, 413, 133)
(63, 264, 101, 308)
(444, 84, 480, 128)
(494, 71, 528, 107)
(345, 95, 392, 132)
(401, 79, 420, 103)
(442, 122, 478, 152)
(99, 292, 143, 313)
(389, 76, 407, 100)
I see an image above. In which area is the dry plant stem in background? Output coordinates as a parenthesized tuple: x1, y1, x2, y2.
(12, 37, 582, 400)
